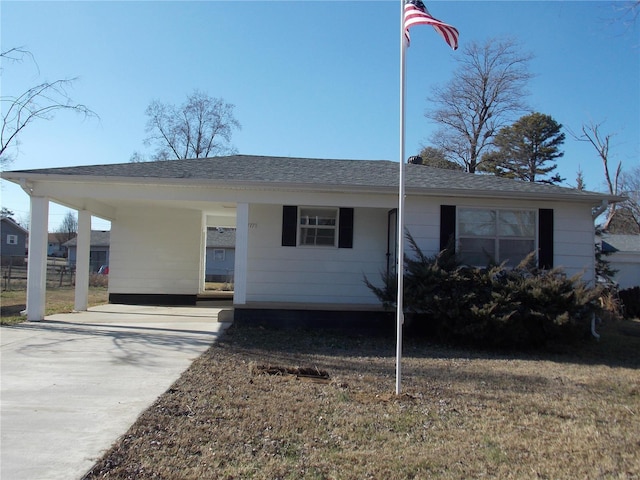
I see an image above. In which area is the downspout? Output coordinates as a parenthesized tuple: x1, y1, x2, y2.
(591, 313, 600, 341)
(591, 199, 608, 341)
(592, 199, 608, 220)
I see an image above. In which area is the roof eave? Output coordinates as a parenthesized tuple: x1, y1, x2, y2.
(2, 171, 621, 204)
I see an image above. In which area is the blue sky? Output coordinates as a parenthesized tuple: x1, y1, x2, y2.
(1, 1, 638, 231)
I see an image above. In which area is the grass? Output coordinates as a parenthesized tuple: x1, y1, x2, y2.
(0, 286, 109, 325)
(83, 317, 640, 480)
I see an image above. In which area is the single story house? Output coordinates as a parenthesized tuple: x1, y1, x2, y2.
(65, 230, 111, 273)
(599, 234, 640, 290)
(48, 233, 70, 258)
(0, 216, 28, 263)
(1, 155, 621, 322)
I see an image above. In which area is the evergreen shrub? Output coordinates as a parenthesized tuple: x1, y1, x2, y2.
(365, 234, 603, 349)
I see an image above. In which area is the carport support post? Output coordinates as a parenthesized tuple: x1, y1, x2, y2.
(74, 210, 91, 311)
(234, 202, 248, 305)
(26, 196, 49, 321)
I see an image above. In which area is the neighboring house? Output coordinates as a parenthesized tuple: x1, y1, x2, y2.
(65, 230, 110, 273)
(48, 233, 70, 258)
(0, 217, 28, 262)
(206, 227, 235, 282)
(599, 234, 640, 290)
(1, 155, 622, 322)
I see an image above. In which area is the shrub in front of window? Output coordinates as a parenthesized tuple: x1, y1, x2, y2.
(365, 233, 603, 349)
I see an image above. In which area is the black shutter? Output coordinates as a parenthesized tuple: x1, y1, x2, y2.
(338, 208, 354, 248)
(440, 205, 456, 251)
(538, 208, 554, 269)
(282, 205, 297, 247)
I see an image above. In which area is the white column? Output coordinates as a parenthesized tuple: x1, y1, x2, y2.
(199, 213, 206, 294)
(74, 210, 91, 311)
(233, 203, 249, 305)
(26, 197, 49, 321)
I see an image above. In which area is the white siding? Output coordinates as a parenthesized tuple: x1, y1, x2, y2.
(404, 199, 441, 255)
(553, 202, 596, 281)
(609, 253, 640, 290)
(109, 207, 203, 295)
(105, 194, 599, 303)
(245, 204, 389, 305)
(403, 196, 597, 283)
(243, 197, 599, 305)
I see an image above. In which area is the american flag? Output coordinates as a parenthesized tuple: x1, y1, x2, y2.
(404, 0, 459, 50)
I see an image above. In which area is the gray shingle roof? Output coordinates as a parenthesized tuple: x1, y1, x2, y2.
(64, 230, 110, 247)
(1, 217, 29, 235)
(600, 234, 640, 253)
(206, 228, 236, 248)
(4, 154, 613, 200)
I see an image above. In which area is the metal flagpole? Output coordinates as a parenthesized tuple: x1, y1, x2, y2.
(396, 0, 407, 395)
(396, 0, 458, 395)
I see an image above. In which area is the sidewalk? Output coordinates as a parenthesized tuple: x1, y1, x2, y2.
(0, 304, 232, 480)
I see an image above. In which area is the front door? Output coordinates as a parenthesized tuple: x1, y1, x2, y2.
(387, 209, 398, 278)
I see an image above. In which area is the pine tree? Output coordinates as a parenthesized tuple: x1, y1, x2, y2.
(481, 112, 566, 184)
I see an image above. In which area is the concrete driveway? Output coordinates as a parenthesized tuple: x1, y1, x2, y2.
(0, 303, 232, 480)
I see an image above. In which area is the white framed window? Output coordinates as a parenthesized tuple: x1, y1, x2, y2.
(458, 208, 536, 267)
(213, 249, 225, 261)
(299, 207, 338, 247)
(7, 234, 18, 245)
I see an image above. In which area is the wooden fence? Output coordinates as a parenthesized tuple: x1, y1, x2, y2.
(1, 256, 75, 291)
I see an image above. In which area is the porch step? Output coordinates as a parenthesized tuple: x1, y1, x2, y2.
(196, 291, 233, 307)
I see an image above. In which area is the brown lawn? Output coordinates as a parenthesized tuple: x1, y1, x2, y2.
(0, 286, 109, 325)
(83, 318, 640, 480)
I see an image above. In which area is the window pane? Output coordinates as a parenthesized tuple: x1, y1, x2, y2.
(499, 239, 535, 267)
(459, 238, 495, 265)
(300, 208, 336, 226)
(498, 210, 535, 237)
(459, 209, 496, 236)
(300, 227, 335, 246)
(315, 228, 335, 245)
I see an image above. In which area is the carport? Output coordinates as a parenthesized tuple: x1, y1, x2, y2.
(4, 169, 244, 321)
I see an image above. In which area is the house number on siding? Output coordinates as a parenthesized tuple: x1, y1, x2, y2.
(249, 223, 257, 229)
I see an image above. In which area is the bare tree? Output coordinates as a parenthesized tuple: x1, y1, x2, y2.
(426, 37, 533, 173)
(143, 90, 241, 160)
(1, 47, 97, 167)
(619, 164, 640, 227)
(571, 122, 622, 229)
(55, 211, 77, 245)
(614, 0, 640, 28)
